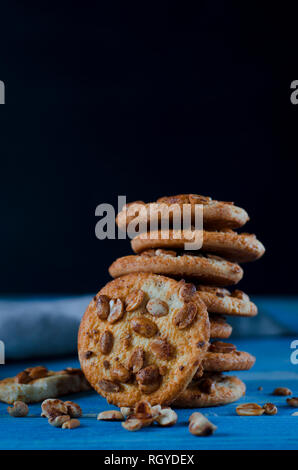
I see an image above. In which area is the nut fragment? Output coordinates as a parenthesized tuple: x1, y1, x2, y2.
(134, 400, 157, 419)
(173, 302, 197, 329)
(96, 295, 110, 319)
(122, 333, 132, 349)
(26, 366, 48, 380)
(120, 407, 133, 418)
(41, 399, 68, 418)
(263, 403, 277, 415)
(155, 407, 177, 427)
(15, 371, 31, 384)
(48, 415, 71, 427)
(139, 382, 161, 394)
(65, 401, 82, 418)
(7, 401, 29, 417)
(108, 299, 124, 323)
(287, 397, 298, 407)
(146, 299, 169, 317)
(159, 365, 167, 376)
(128, 347, 145, 373)
(99, 330, 114, 354)
(83, 351, 93, 359)
(189, 194, 212, 205)
(126, 290, 146, 311)
(131, 316, 158, 337)
(155, 249, 177, 257)
(209, 341, 237, 354)
(189, 412, 217, 436)
(136, 365, 160, 386)
(62, 418, 80, 429)
(236, 403, 264, 416)
(98, 379, 120, 393)
(232, 290, 250, 301)
(178, 282, 197, 302)
(110, 363, 131, 383)
(97, 410, 124, 421)
(122, 418, 144, 431)
(197, 377, 215, 394)
(151, 339, 173, 361)
(273, 387, 292, 396)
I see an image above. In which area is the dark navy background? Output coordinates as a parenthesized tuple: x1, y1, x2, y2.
(0, 2, 297, 294)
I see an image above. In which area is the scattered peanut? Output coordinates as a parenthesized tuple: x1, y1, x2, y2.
(263, 403, 277, 415)
(97, 410, 124, 421)
(189, 412, 217, 436)
(155, 407, 177, 427)
(41, 399, 68, 418)
(120, 407, 132, 418)
(236, 403, 264, 416)
(65, 401, 82, 418)
(62, 418, 80, 429)
(287, 397, 298, 407)
(48, 415, 71, 427)
(122, 418, 144, 431)
(273, 387, 292, 396)
(7, 401, 29, 417)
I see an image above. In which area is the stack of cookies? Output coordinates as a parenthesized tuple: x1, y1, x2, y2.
(78, 194, 265, 410)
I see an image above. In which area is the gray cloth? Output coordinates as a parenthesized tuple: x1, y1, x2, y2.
(0, 295, 92, 359)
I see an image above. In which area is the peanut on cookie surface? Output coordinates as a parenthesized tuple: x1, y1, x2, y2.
(78, 273, 210, 407)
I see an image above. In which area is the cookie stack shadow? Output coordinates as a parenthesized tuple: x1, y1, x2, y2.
(107, 194, 265, 408)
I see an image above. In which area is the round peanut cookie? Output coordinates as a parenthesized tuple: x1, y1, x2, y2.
(131, 229, 265, 263)
(116, 194, 249, 231)
(78, 273, 210, 407)
(209, 315, 232, 339)
(197, 286, 258, 317)
(173, 373, 246, 408)
(109, 249, 243, 286)
(201, 341, 256, 372)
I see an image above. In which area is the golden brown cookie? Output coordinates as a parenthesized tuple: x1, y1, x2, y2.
(173, 372, 246, 407)
(201, 341, 256, 372)
(209, 315, 232, 339)
(197, 286, 257, 317)
(78, 273, 210, 407)
(109, 250, 243, 286)
(116, 194, 249, 231)
(0, 367, 91, 404)
(131, 229, 265, 263)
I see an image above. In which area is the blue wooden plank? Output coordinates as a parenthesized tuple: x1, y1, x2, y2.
(1, 337, 298, 450)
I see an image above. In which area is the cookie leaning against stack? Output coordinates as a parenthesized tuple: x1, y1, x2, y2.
(78, 273, 210, 407)
(106, 193, 264, 407)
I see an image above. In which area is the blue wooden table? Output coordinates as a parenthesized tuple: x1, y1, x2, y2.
(1, 336, 298, 450)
